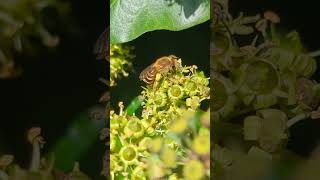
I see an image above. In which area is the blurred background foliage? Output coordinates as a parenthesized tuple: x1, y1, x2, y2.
(0, 0, 69, 78)
(0, 0, 107, 179)
(212, 0, 320, 179)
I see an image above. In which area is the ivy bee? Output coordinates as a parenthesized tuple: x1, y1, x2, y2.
(139, 55, 180, 85)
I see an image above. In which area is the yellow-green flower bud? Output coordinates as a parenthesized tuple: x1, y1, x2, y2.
(146, 127, 155, 135)
(153, 92, 167, 107)
(168, 174, 180, 180)
(169, 117, 188, 133)
(131, 166, 146, 180)
(192, 72, 209, 86)
(138, 137, 152, 151)
(124, 118, 144, 138)
(183, 160, 205, 180)
(192, 134, 210, 155)
(110, 118, 120, 130)
(185, 81, 198, 96)
(148, 138, 162, 153)
(168, 85, 184, 100)
(147, 159, 165, 179)
(186, 96, 201, 110)
(140, 119, 150, 128)
(160, 147, 176, 168)
(120, 145, 138, 165)
(110, 134, 116, 151)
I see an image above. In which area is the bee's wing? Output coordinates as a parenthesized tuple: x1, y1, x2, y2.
(94, 27, 109, 60)
(139, 64, 153, 80)
(139, 64, 157, 84)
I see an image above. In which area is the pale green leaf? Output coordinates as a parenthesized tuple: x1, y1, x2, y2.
(110, 0, 210, 43)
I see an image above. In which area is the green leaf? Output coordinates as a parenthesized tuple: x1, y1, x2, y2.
(52, 111, 106, 171)
(125, 96, 143, 115)
(110, 0, 210, 44)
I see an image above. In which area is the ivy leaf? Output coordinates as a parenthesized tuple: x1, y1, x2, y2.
(110, 0, 210, 44)
(125, 96, 143, 115)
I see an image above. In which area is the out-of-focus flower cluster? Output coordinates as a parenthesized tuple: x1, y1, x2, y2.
(212, 0, 320, 179)
(0, 0, 66, 78)
(110, 44, 135, 86)
(100, 124, 109, 178)
(147, 109, 210, 180)
(110, 59, 210, 179)
(0, 127, 92, 180)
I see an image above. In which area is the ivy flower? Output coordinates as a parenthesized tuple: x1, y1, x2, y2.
(183, 160, 205, 180)
(110, 44, 135, 86)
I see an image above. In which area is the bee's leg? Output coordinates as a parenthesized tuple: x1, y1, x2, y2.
(152, 73, 162, 91)
(155, 73, 162, 82)
(190, 65, 198, 75)
(152, 81, 158, 92)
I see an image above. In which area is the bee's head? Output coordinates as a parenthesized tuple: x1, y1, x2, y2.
(168, 55, 182, 69)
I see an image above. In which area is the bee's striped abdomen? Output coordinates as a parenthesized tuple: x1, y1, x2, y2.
(139, 65, 157, 84)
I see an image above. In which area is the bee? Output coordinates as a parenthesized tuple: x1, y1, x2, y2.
(139, 55, 180, 85)
(94, 27, 109, 60)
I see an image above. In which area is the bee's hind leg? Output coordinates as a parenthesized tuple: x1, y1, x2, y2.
(152, 73, 162, 91)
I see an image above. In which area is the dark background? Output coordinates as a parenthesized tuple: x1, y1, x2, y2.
(0, 0, 107, 178)
(230, 0, 320, 157)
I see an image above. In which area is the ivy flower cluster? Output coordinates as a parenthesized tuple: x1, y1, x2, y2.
(0, 0, 65, 78)
(147, 109, 210, 180)
(141, 61, 210, 135)
(212, 0, 320, 178)
(0, 127, 92, 180)
(110, 44, 135, 86)
(110, 59, 210, 179)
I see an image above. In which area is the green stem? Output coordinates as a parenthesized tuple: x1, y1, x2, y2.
(251, 34, 259, 46)
(73, 162, 80, 172)
(270, 23, 277, 40)
(46, 153, 55, 172)
(0, 49, 8, 64)
(262, 29, 268, 40)
(0, 11, 21, 26)
(308, 50, 320, 57)
(0, 170, 9, 180)
(287, 113, 310, 128)
(29, 141, 40, 171)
